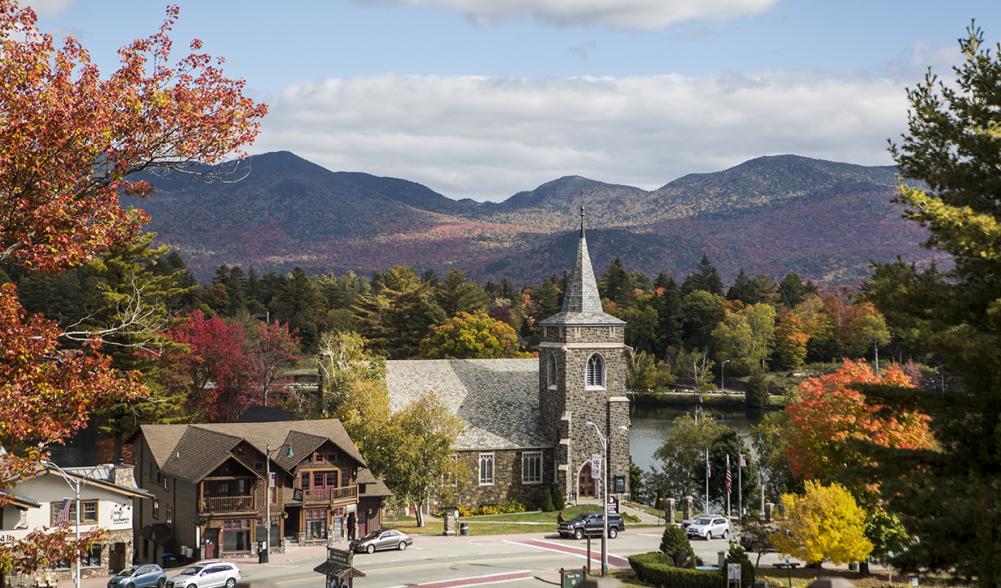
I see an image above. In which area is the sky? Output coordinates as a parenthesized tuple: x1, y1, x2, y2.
(30, 0, 1001, 201)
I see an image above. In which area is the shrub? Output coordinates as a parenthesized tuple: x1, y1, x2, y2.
(727, 544, 756, 586)
(629, 552, 724, 588)
(542, 487, 556, 512)
(458, 502, 527, 516)
(745, 371, 770, 408)
(552, 485, 566, 511)
(659, 525, 697, 568)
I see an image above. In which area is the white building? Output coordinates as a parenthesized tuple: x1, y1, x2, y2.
(0, 464, 150, 585)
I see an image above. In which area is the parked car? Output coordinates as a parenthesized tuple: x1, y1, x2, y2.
(685, 515, 730, 540)
(166, 562, 241, 588)
(108, 565, 167, 588)
(558, 512, 626, 540)
(351, 529, 414, 553)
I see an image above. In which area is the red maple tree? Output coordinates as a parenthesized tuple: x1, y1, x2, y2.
(0, 0, 265, 573)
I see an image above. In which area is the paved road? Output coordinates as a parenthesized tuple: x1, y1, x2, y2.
(235, 530, 741, 588)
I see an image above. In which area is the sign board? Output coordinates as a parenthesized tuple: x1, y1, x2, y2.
(560, 567, 586, 588)
(727, 563, 741, 581)
(606, 496, 619, 514)
(613, 475, 626, 494)
(327, 547, 353, 566)
(346, 503, 357, 513)
(591, 454, 601, 479)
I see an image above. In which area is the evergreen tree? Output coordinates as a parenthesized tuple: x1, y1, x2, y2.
(778, 272, 816, 308)
(855, 26, 1001, 583)
(726, 268, 753, 302)
(653, 273, 684, 355)
(271, 267, 325, 351)
(435, 268, 488, 316)
(354, 266, 446, 358)
(681, 253, 724, 296)
(599, 257, 633, 306)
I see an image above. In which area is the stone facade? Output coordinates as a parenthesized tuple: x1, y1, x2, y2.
(455, 448, 554, 506)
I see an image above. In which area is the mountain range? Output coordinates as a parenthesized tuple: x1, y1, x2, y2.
(132, 151, 936, 284)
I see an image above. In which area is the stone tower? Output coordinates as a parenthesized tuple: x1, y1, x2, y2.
(538, 207, 631, 504)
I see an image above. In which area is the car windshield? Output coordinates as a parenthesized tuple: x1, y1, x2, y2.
(695, 517, 714, 525)
(179, 567, 203, 576)
(362, 531, 381, 540)
(116, 568, 137, 577)
(572, 514, 593, 521)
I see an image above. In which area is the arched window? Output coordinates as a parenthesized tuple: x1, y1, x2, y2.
(586, 354, 605, 389)
(547, 353, 558, 389)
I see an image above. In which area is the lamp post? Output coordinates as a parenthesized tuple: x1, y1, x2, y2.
(584, 422, 628, 577)
(720, 360, 730, 393)
(45, 461, 81, 588)
(263, 443, 294, 563)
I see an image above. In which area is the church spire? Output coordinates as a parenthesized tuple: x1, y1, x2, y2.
(539, 206, 624, 326)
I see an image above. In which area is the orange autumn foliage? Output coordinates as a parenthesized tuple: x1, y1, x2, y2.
(784, 359, 933, 481)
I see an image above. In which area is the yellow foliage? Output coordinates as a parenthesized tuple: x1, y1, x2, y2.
(772, 481, 873, 566)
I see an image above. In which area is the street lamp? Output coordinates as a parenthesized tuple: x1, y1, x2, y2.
(584, 422, 628, 577)
(720, 359, 730, 393)
(262, 443, 294, 563)
(44, 461, 81, 588)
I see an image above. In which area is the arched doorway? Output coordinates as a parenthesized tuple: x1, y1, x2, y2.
(578, 463, 596, 498)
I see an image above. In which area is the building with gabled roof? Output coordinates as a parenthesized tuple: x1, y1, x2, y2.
(385, 209, 631, 507)
(129, 419, 387, 563)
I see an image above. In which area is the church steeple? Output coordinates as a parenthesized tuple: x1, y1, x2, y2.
(540, 206, 624, 326)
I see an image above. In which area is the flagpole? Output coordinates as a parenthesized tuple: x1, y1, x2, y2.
(738, 453, 743, 522)
(704, 449, 709, 514)
(726, 454, 731, 519)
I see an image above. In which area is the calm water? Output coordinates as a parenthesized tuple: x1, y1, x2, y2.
(629, 405, 767, 472)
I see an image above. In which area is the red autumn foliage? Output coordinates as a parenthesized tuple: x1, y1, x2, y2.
(784, 359, 934, 481)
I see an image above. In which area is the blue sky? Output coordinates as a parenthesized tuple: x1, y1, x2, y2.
(31, 0, 1001, 200)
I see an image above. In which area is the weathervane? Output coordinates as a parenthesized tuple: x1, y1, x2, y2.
(580, 200, 586, 237)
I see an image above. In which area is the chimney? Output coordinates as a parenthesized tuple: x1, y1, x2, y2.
(112, 463, 138, 489)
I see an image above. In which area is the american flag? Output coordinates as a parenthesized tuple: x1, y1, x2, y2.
(57, 499, 73, 523)
(725, 455, 733, 496)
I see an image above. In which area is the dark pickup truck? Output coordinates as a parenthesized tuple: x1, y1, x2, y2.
(557, 512, 626, 539)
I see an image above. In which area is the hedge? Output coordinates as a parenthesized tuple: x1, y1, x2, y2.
(628, 552, 725, 587)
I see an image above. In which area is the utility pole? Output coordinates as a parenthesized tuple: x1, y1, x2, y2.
(263, 443, 294, 563)
(585, 422, 627, 577)
(45, 462, 81, 588)
(738, 453, 743, 522)
(705, 448, 710, 514)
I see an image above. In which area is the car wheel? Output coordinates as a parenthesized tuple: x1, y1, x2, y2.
(366, 544, 375, 554)
(704, 531, 711, 540)
(225, 579, 236, 588)
(399, 542, 407, 551)
(722, 529, 729, 540)
(127, 583, 135, 588)
(574, 529, 584, 540)
(158, 579, 166, 588)
(187, 584, 198, 588)
(608, 528, 618, 539)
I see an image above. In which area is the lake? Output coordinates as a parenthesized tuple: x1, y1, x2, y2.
(629, 404, 768, 472)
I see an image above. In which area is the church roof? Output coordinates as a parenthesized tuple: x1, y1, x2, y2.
(385, 359, 552, 450)
(540, 208, 624, 327)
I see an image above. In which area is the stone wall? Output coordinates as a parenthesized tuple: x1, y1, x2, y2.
(455, 448, 554, 507)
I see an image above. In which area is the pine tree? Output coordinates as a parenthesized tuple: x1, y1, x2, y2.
(681, 253, 724, 296)
(436, 268, 487, 316)
(855, 25, 1001, 583)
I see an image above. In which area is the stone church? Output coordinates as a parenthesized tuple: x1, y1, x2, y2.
(386, 212, 631, 507)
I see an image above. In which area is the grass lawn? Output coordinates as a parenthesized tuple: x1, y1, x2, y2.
(384, 505, 658, 536)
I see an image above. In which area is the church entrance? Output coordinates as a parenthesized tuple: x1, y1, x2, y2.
(578, 463, 596, 498)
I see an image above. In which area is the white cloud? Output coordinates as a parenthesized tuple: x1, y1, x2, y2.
(24, 0, 72, 17)
(254, 72, 909, 201)
(363, 0, 778, 30)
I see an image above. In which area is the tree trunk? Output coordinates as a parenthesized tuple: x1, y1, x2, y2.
(114, 431, 123, 463)
(415, 503, 425, 527)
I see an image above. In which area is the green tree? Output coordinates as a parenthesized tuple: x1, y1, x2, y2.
(627, 350, 673, 393)
(752, 412, 801, 502)
(673, 347, 716, 395)
(355, 266, 446, 358)
(653, 273, 684, 355)
(599, 257, 634, 306)
(778, 272, 816, 308)
(745, 371, 770, 408)
(681, 290, 725, 350)
(854, 25, 1001, 583)
(419, 311, 520, 359)
(271, 267, 325, 351)
(712, 303, 776, 375)
(435, 268, 487, 316)
(651, 414, 725, 501)
(772, 311, 810, 370)
(378, 392, 466, 527)
(681, 253, 724, 296)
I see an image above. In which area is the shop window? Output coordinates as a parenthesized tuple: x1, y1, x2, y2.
(256, 515, 280, 547)
(305, 509, 327, 540)
(152, 498, 160, 520)
(222, 518, 251, 552)
(50, 500, 99, 526)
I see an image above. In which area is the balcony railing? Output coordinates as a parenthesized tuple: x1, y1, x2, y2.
(200, 495, 255, 513)
(303, 485, 358, 503)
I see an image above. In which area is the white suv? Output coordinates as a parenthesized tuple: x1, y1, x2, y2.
(166, 562, 240, 588)
(685, 515, 730, 540)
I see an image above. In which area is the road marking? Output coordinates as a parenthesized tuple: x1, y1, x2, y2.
(273, 554, 555, 586)
(505, 538, 629, 567)
(408, 570, 534, 588)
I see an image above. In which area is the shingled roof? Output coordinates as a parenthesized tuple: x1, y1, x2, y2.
(135, 419, 366, 483)
(385, 359, 552, 450)
(540, 207, 624, 327)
